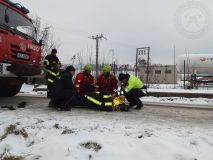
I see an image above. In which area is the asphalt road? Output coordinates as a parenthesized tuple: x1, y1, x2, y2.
(0, 95, 213, 128)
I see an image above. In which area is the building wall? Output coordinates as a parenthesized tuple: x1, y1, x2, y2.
(140, 65, 177, 84)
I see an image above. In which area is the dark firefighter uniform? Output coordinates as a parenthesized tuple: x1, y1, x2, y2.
(82, 92, 113, 111)
(97, 65, 118, 94)
(43, 49, 61, 97)
(75, 64, 95, 95)
(79, 92, 129, 111)
(49, 66, 76, 111)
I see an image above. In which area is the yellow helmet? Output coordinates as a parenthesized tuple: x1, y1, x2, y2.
(84, 64, 92, 71)
(103, 64, 111, 73)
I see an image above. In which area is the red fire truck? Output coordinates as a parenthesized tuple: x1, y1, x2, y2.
(0, 0, 43, 96)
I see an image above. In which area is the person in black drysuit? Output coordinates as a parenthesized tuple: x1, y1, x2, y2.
(49, 65, 78, 111)
(43, 48, 61, 97)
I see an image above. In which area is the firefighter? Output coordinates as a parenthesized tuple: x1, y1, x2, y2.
(78, 91, 129, 111)
(75, 64, 95, 95)
(43, 48, 61, 97)
(97, 64, 118, 94)
(49, 65, 77, 111)
(118, 73, 144, 109)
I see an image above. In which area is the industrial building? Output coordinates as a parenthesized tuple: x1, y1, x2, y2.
(140, 65, 177, 84)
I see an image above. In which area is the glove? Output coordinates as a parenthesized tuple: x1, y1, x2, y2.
(120, 85, 125, 91)
(113, 89, 118, 92)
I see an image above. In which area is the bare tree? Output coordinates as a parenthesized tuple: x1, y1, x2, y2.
(32, 16, 61, 59)
(76, 52, 84, 71)
(41, 26, 54, 56)
(32, 16, 41, 40)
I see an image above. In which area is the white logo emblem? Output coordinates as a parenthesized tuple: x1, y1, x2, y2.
(175, 1, 212, 39)
(28, 44, 40, 52)
(20, 43, 26, 52)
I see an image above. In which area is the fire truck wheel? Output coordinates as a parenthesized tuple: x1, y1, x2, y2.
(0, 84, 22, 97)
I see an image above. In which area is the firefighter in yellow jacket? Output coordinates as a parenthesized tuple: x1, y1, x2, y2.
(118, 73, 144, 109)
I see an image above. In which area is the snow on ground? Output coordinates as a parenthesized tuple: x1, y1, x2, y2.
(145, 84, 213, 105)
(0, 106, 213, 160)
(19, 84, 46, 97)
(148, 88, 213, 94)
(142, 96, 213, 105)
(0, 83, 213, 159)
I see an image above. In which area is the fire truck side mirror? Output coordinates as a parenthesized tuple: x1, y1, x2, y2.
(39, 39, 45, 46)
(34, 27, 37, 35)
(4, 14, 10, 23)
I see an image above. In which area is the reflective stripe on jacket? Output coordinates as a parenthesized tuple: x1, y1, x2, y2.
(84, 92, 113, 110)
(75, 72, 95, 94)
(43, 54, 61, 83)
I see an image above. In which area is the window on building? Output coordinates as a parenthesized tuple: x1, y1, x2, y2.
(165, 70, 172, 74)
(155, 70, 161, 74)
(145, 70, 152, 74)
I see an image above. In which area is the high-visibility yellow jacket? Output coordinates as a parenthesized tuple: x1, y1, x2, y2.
(124, 75, 144, 92)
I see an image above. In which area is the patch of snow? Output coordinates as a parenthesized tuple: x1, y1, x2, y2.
(142, 96, 213, 105)
(19, 84, 46, 96)
(148, 88, 213, 94)
(0, 109, 213, 160)
(20, 83, 34, 93)
(1, 82, 213, 159)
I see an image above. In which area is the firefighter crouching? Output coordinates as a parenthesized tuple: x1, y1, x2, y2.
(118, 73, 144, 110)
(43, 48, 61, 97)
(49, 65, 78, 111)
(75, 64, 96, 95)
(97, 65, 118, 94)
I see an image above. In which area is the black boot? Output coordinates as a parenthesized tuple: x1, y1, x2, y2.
(134, 103, 143, 110)
(48, 100, 55, 108)
(129, 102, 136, 108)
(17, 101, 26, 108)
(63, 104, 71, 111)
(134, 99, 143, 110)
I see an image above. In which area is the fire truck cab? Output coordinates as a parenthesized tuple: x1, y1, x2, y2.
(0, 0, 42, 96)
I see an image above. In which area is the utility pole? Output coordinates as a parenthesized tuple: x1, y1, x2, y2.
(173, 45, 176, 89)
(89, 34, 106, 78)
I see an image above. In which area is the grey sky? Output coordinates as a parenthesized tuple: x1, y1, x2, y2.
(16, 0, 213, 65)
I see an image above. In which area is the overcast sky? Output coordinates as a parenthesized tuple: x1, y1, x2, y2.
(16, 0, 213, 65)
